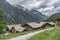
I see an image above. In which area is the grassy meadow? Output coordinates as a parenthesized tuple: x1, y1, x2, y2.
(28, 27, 60, 40)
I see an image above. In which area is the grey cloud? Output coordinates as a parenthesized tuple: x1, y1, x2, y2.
(6, 0, 60, 16)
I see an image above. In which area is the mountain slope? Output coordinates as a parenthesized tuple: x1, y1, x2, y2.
(46, 13, 60, 22)
(31, 9, 47, 20)
(15, 5, 47, 21)
(0, 0, 47, 25)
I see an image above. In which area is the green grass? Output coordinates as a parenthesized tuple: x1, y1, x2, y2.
(0, 31, 33, 40)
(0, 29, 43, 40)
(28, 27, 60, 40)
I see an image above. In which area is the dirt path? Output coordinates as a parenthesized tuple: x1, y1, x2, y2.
(8, 28, 54, 40)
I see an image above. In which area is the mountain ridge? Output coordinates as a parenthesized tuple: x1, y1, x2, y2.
(0, 0, 47, 25)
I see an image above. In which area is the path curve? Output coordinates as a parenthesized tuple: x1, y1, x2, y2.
(8, 28, 54, 40)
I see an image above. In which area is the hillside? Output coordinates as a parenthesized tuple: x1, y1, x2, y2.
(46, 13, 60, 22)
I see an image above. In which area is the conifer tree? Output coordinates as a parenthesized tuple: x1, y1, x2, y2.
(0, 8, 6, 34)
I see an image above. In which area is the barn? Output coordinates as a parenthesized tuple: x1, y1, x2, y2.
(41, 22, 55, 28)
(22, 22, 55, 31)
(3, 24, 26, 33)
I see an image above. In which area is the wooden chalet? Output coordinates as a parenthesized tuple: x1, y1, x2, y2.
(22, 22, 55, 31)
(57, 18, 60, 26)
(3, 22, 55, 33)
(3, 24, 26, 33)
(41, 22, 55, 28)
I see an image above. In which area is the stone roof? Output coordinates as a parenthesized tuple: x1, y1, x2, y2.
(27, 22, 47, 28)
(7, 24, 26, 32)
(27, 22, 55, 28)
(48, 22, 55, 25)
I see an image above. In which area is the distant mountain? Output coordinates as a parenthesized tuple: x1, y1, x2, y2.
(15, 5, 47, 20)
(46, 13, 60, 22)
(30, 9, 47, 20)
(15, 5, 46, 19)
(0, 0, 47, 25)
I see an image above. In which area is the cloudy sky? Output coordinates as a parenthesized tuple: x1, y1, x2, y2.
(6, 0, 60, 16)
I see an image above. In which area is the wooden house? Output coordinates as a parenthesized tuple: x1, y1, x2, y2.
(22, 22, 43, 31)
(22, 24, 33, 31)
(22, 22, 46, 31)
(4, 24, 26, 33)
(11, 25, 26, 33)
(41, 22, 55, 28)
(57, 18, 60, 26)
(22, 22, 55, 31)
